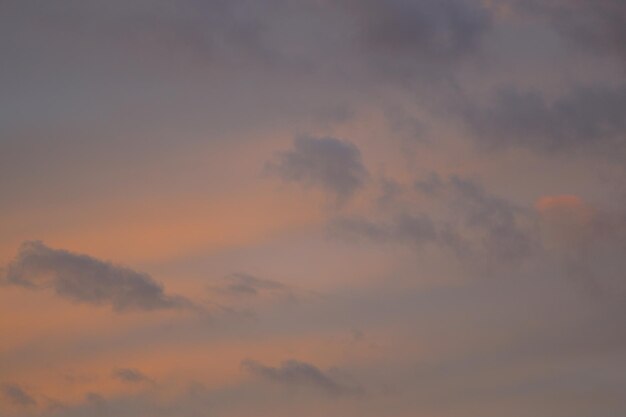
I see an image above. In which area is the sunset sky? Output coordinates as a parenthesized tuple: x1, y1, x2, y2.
(1, 1, 626, 416)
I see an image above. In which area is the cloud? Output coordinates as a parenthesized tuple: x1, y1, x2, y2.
(84, 392, 109, 417)
(2, 0, 277, 71)
(266, 136, 368, 203)
(1, 241, 190, 312)
(112, 368, 151, 383)
(464, 86, 626, 154)
(330, 174, 533, 262)
(241, 359, 360, 397)
(207, 273, 315, 311)
(343, 0, 493, 81)
(330, 213, 438, 247)
(445, 176, 533, 261)
(1, 383, 36, 407)
(535, 195, 594, 234)
(516, 0, 626, 65)
(535, 195, 626, 300)
(209, 273, 289, 297)
(413, 172, 444, 195)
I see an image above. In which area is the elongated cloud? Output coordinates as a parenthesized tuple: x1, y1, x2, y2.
(210, 273, 288, 297)
(242, 359, 360, 397)
(2, 241, 189, 312)
(112, 368, 150, 384)
(266, 136, 368, 203)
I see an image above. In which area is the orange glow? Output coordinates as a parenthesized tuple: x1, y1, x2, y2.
(535, 194, 593, 224)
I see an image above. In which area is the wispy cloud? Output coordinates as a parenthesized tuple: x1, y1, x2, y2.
(209, 273, 290, 297)
(330, 174, 534, 262)
(242, 359, 361, 397)
(1, 383, 36, 407)
(112, 368, 151, 384)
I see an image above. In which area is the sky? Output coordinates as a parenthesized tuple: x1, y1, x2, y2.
(1, 1, 625, 416)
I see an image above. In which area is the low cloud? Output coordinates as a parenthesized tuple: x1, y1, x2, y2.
(464, 86, 626, 154)
(331, 174, 534, 262)
(112, 368, 151, 383)
(516, 0, 626, 65)
(242, 359, 361, 397)
(2, 241, 190, 312)
(85, 392, 109, 416)
(207, 273, 316, 310)
(2, 383, 36, 407)
(535, 195, 626, 301)
(209, 273, 289, 297)
(445, 175, 534, 261)
(331, 213, 438, 247)
(343, 0, 493, 81)
(266, 135, 368, 203)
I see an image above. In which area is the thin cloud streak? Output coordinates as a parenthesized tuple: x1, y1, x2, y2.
(242, 359, 362, 397)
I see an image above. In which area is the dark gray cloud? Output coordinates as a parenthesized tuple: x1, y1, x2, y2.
(1, 383, 36, 407)
(343, 0, 493, 81)
(1, 241, 190, 312)
(112, 368, 150, 383)
(464, 86, 626, 154)
(241, 359, 360, 397)
(266, 136, 368, 203)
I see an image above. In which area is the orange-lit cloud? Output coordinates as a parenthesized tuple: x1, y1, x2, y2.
(535, 194, 595, 247)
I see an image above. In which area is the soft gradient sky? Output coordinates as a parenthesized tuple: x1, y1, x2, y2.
(1, 1, 626, 416)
